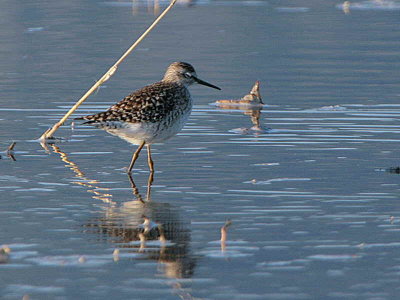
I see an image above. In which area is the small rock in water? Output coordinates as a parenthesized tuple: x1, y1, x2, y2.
(113, 249, 120, 262)
(387, 167, 400, 174)
(0, 245, 11, 263)
(357, 243, 366, 249)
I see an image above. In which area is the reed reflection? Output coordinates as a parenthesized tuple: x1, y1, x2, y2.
(50, 144, 114, 204)
(85, 173, 196, 279)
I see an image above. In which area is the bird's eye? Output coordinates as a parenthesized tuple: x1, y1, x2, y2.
(183, 72, 192, 78)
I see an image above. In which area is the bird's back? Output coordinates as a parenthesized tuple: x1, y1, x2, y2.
(81, 81, 191, 125)
(79, 81, 193, 145)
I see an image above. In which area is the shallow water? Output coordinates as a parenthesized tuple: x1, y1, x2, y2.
(1, 0, 400, 299)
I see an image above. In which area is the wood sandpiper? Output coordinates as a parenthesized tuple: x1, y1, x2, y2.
(78, 62, 221, 173)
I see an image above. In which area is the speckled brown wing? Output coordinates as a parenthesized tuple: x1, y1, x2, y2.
(81, 81, 187, 124)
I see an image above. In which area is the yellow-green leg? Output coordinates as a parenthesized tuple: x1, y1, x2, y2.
(146, 144, 154, 173)
(127, 141, 145, 173)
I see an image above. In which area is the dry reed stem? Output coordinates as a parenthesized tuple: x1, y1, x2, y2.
(7, 142, 16, 151)
(39, 0, 178, 142)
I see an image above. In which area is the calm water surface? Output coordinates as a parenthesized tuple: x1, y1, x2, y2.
(1, 0, 400, 299)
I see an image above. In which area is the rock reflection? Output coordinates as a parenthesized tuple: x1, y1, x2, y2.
(84, 173, 196, 279)
(0, 245, 11, 264)
(133, 0, 160, 16)
(109, 0, 197, 16)
(342, 1, 351, 14)
(221, 105, 265, 134)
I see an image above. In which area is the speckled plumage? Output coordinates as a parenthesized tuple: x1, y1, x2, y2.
(78, 62, 220, 173)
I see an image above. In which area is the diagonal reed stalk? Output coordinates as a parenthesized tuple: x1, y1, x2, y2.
(39, 0, 178, 142)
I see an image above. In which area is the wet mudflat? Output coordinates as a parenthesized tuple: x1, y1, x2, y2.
(1, 0, 400, 299)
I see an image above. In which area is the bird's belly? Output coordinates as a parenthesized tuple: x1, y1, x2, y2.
(103, 108, 191, 145)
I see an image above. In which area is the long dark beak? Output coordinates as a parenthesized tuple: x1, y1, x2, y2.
(193, 76, 221, 90)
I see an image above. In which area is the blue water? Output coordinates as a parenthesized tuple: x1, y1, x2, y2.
(1, 0, 400, 299)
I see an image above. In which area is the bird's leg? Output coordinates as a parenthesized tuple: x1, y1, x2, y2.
(145, 145, 154, 201)
(127, 141, 145, 173)
(146, 144, 154, 173)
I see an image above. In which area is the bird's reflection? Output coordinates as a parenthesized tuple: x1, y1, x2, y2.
(84, 172, 196, 279)
(47, 144, 196, 280)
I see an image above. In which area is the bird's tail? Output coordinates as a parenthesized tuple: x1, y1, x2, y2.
(74, 114, 96, 124)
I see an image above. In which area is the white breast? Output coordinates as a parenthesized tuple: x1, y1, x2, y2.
(103, 98, 193, 145)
